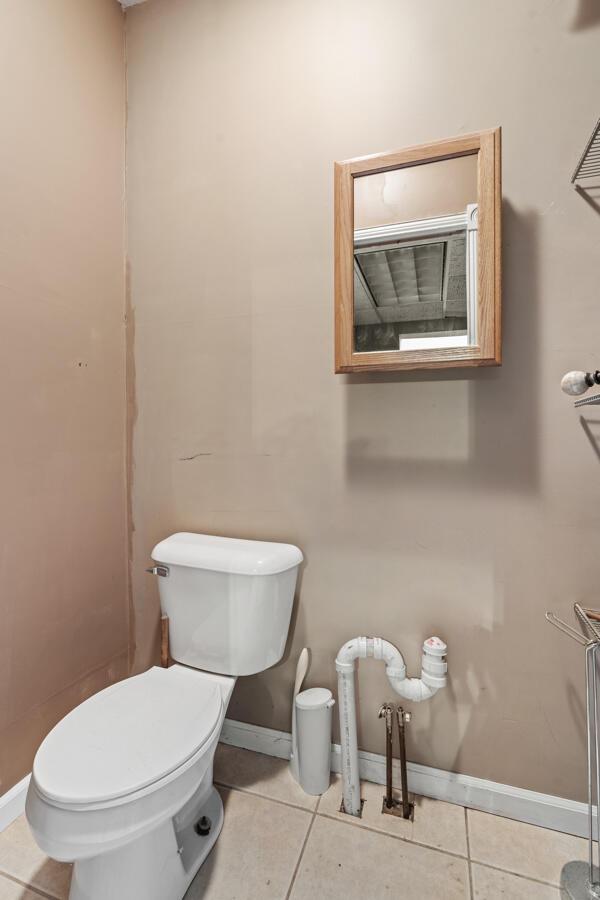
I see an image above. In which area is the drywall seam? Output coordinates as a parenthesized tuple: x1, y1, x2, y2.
(123, 18, 137, 676)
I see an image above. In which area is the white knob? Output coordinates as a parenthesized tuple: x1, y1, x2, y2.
(561, 371, 591, 396)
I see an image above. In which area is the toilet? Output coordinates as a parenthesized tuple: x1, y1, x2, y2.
(25, 532, 303, 900)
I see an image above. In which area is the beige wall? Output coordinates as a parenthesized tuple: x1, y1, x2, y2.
(126, 0, 600, 801)
(355, 155, 478, 229)
(0, 0, 128, 792)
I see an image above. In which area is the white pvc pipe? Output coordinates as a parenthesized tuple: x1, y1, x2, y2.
(335, 635, 447, 817)
(336, 645, 361, 817)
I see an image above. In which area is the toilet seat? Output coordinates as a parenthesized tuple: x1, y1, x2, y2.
(33, 666, 223, 807)
(27, 666, 234, 865)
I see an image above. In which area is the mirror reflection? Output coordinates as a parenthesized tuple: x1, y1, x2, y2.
(353, 155, 478, 354)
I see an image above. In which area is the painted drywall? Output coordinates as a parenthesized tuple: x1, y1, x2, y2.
(125, 0, 600, 802)
(0, 0, 128, 793)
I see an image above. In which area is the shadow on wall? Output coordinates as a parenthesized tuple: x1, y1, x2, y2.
(580, 417, 600, 461)
(343, 202, 540, 497)
(570, 0, 600, 31)
(575, 184, 600, 216)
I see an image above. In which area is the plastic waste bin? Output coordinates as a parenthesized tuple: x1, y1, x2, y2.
(295, 687, 335, 795)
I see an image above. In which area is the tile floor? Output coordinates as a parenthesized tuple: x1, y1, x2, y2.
(0, 744, 589, 899)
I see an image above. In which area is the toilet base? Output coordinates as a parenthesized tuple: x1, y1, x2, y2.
(69, 785, 224, 900)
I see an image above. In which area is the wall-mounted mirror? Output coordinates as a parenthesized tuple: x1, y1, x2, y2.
(334, 130, 501, 372)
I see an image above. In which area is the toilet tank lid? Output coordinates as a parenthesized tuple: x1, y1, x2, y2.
(151, 532, 303, 576)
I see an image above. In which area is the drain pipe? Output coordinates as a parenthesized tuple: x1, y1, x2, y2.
(335, 636, 447, 817)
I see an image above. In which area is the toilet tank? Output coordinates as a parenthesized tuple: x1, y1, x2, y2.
(151, 533, 303, 676)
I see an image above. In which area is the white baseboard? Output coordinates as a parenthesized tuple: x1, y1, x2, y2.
(0, 775, 30, 833)
(2, 722, 590, 840)
(220, 718, 594, 839)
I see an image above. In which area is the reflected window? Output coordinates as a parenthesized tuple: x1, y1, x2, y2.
(353, 207, 477, 353)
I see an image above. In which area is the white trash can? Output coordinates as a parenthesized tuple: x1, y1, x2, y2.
(295, 687, 335, 795)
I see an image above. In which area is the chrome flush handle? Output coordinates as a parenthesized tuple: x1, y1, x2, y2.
(145, 565, 170, 577)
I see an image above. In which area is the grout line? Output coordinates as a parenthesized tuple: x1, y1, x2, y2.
(215, 760, 563, 891)
(469, 859, 566, 891)
(315, 808, 469, 862)
(465, 807, 474, 899)
(214, 781, 317, 815)
(315, 804, 563, 893)
(0, 870, 63, 900)
(216, 775, 472, 862)
(284, 808, 318, 900)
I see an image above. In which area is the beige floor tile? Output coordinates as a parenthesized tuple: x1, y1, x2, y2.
(289, 814, 470, 900)
(317, 774, 468, 857)
(468, 809, 587, 886)
(471, 863, 562, 899)
(214, 744, 319, 810)
(0, 873, 48, 900)
(0, 817, 71, 900)
(185, 786, 311, 900)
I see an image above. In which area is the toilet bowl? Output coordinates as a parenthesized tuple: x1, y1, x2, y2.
(27, 665, 234, 900)
(26, 532, 303, 900)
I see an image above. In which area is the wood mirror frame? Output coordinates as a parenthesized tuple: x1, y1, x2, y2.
(334, 129, 501, 373)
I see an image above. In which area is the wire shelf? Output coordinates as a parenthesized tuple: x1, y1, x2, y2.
(547, 604, 600, 898)
(572, 117, 600, 184)
(575, 394, 600, 409)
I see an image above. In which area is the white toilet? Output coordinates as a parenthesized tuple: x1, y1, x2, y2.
(26, 532, 303, 900)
